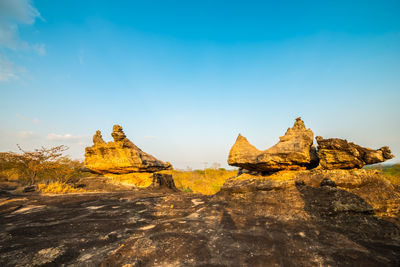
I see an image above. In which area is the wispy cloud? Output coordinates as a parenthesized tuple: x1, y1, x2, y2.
(0, 0, 42, 50)
(32, 43, 46, 56)
(17, 130, 36, 139)
(46, 133, 79, 141)
(46, 133, 89, 142)
(0, 55, 25, 81)
(16, 114, 39, 123)
(0, 0, 44, 82)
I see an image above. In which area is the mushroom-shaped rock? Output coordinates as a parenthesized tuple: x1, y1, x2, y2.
(84, 125, 172, 174)
(228, 118, 318, 173)
(316, 136, 394, 169)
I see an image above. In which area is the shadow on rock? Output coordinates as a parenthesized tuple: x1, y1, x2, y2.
(296, 182, 400, 266)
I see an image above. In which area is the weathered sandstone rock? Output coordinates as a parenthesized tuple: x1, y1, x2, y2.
(228, 117, 318, 172)
(219, 169, 400, 223)
(85, 125, 172, 174)
(92, 130, 106, 145)
(316, 136, 394, 169)
(102, 169, 400, 266)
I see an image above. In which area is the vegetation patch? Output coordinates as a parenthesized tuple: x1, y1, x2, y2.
(364, 164, 400, 185)
(104, 173, 153, 188)
(162, 168, 237, 195)
(0, 145, 91, 193)
(37, 181, 86, 194)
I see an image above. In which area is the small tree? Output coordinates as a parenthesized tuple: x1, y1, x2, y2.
(0, 145, 80, 185)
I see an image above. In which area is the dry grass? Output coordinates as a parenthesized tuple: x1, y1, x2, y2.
(382, 174, 400, 186)
(161, 169, 237, 195)
(0, 169, 20, 181)
(365, 164, 400, 185)
(37, 182, 85, 194)
(94, 169, 237, 194)
(104, 173, 153, 187)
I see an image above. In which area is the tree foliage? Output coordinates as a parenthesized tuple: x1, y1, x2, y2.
(0, 145, 87, 185)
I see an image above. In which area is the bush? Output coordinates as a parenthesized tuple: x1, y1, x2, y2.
(0, 145, 89, 185)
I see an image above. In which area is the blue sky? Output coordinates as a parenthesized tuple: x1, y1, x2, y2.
(0, 0, 399, 169)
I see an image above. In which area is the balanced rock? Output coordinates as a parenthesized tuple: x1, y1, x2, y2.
(85, 125, 172, 174)
(316, 136, 394, 169)
(228, 117, 318, 172)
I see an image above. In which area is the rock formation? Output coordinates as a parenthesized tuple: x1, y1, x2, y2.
(92, 130, 106, 145)
(228, 117, 318, 172)
(85, 125, 172, 174)
(228, 117, 394, 172)
(316, 136, 394, 169)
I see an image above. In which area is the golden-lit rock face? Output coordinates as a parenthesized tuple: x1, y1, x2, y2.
(228, 117, 318, 172)
(228, 117, 394, 173)
(316, 136, 394, 169)
(219, 169, 400, 222)
(84, 125, 172, 174)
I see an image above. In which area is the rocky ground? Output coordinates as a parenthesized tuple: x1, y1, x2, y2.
(0, 170, 399, 267)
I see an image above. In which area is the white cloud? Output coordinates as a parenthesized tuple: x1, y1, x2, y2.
(32, 43, 46, 55)
(16, 114, 39, 123)
(0, 24, 19, 49)
(0, 1, 44, 82)
(46, 133, 90, 143)
(46, 133, 80, 141)
(0, 54, 25, 81)
(0, 0, 42, 49)
(17, 130, 35, 139)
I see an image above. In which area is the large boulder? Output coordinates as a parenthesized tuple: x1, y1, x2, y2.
(84, 125, 172, 174)
(316, 136, 394, 169)
(228, 117, 318, 173)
